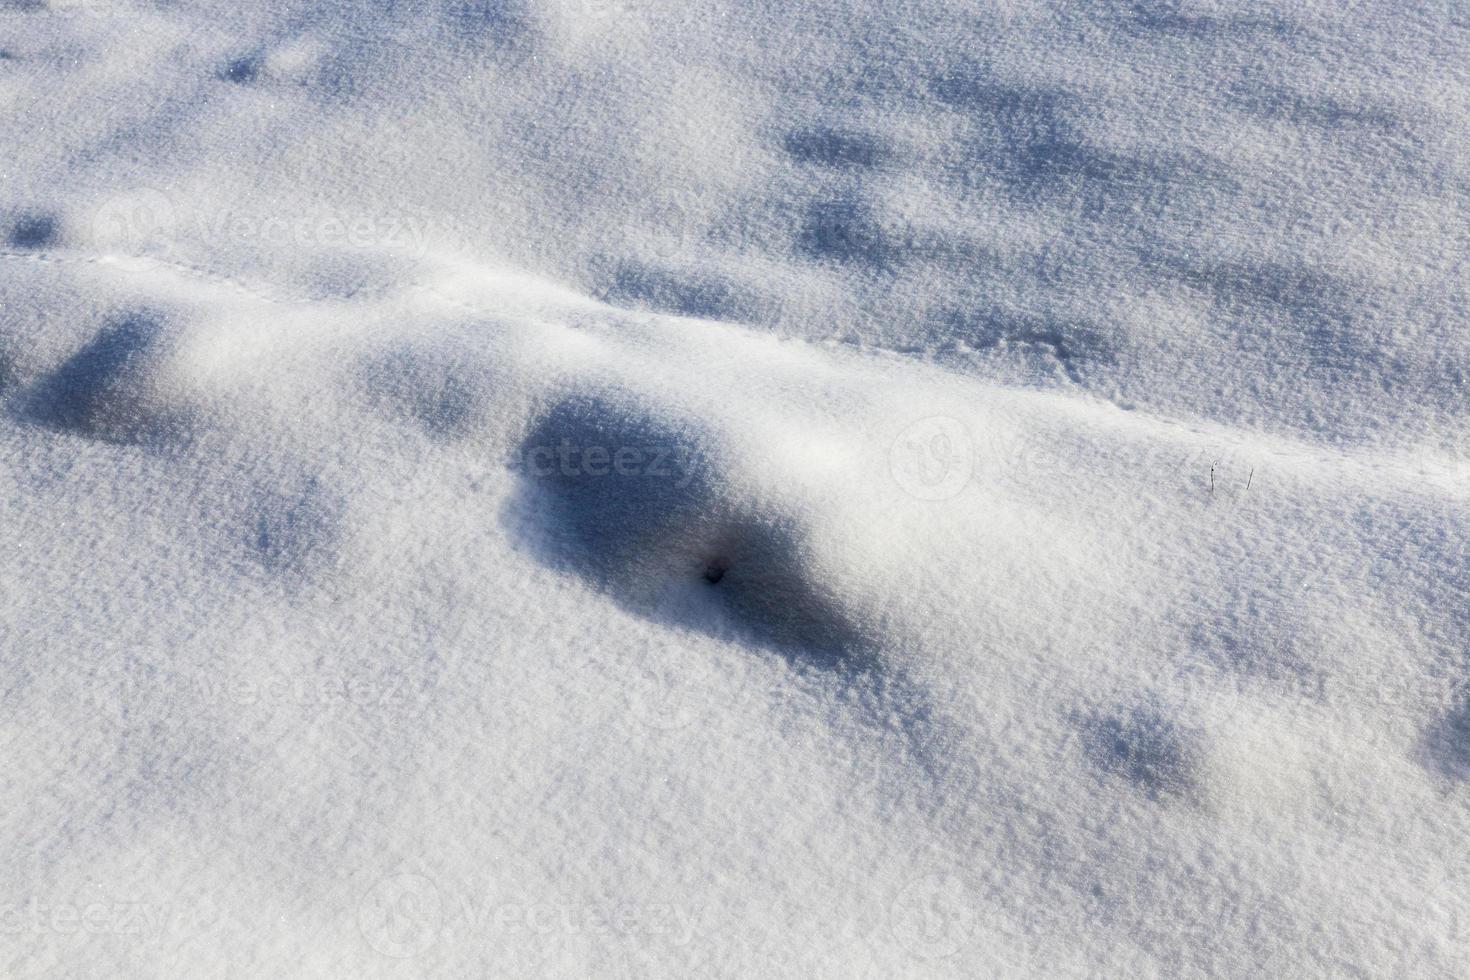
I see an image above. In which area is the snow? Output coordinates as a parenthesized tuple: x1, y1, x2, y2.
(1, 0, 1467, 976)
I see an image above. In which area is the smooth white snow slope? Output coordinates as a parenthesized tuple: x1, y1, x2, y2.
(1, 0, 1468, 977)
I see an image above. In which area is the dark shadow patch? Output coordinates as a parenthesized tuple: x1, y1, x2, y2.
(247, 476, 341, 582)
(443, 0, 531, 51)
(1128, 10, 1285, 38)
(1179, 260, 1353, 314)
(1231, 88, 1409, 136)
(1228, 83, 1430, 174)
(503, 393, 963, 793)
(1182, 583, 1327, 697)
(929, 75, 1075, 143)
(24, 312, 187, 444)
(8, 213, 57, 249)
(219, 54, 261, 84)
(799, 199, 896, 269)
(505, 393, 872, 673)
(1079, 704, 1202, 801)
(1422, 695, 1470, 782)
(1010, 140, 1219, 220)
(600, 263, 764, 322)
(360, 345, 480, 439)
(1013, 138, 1154, 186)
(1147, 253, 1370, 377)
(929, 73, 1221, 216)
(783, 127, 888, 169)
(683, 516, 865, 669)
(1106, 1, 1293, 39)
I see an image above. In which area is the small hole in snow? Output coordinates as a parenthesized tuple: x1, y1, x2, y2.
(703, 558, 730, 585)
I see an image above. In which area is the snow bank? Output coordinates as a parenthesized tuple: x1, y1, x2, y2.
(1, 0, 1467, 976)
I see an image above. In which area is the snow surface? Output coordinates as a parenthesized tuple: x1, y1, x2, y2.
(1, 0, 1468, 976)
